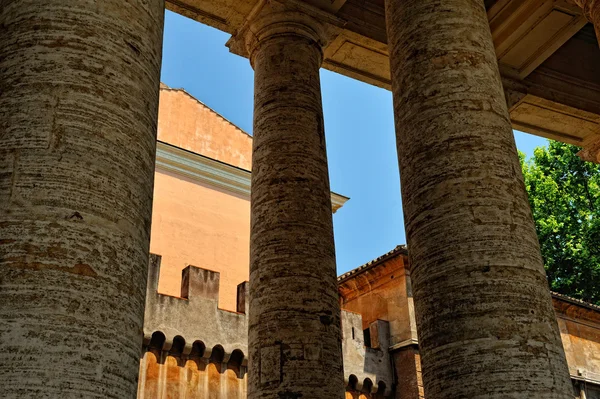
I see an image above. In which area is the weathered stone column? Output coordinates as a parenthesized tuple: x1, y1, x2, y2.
(573, 0, 600, 164)
(244, 10, 345, 399)
(573, 0, 600, 43)
(384, 0, 573, 397)
(0, 1, 164, 397)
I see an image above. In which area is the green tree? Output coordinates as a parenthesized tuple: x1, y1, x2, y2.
(520, 141, 600, 305)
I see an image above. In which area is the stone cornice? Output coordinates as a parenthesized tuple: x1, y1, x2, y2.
(155, 140, 349, 212)
(388, 338, 419, 352)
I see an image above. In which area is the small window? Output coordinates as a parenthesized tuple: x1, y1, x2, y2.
(351, 327, 355, 340)
(363, 328, 371, 348)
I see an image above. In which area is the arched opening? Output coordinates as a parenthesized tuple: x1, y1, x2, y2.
(376, 381, 386, 398)
(348, 374, 358, 391)
(148, 331, 166, 351)
(227, 349, 244, 374)
(210, 345, 225, 364)
(189, 340, 205, 359)
(362, 378, 373, 394)
(170, 335, 185, 356)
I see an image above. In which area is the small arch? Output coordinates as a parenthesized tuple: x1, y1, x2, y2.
(189, 340, 206, 359)
(227, 349, 245, 374)
(362, 378, 373, 394)
(377, 381, 386, 396)
(170, 335, 185, 356)
(210, 345, 225, 364)
(348, 374, 358, 391)
(148, 331, 166, 351)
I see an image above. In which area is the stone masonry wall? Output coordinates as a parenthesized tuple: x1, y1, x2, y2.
(138, 254, 248, 398)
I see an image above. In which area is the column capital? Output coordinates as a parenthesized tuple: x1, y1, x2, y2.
(226, 0, 344, 67)
(572, 0, 600, 21)
(578, 137, 600, 163)
(572, 0, 600, 40)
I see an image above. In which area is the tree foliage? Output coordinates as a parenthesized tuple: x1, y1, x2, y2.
(520, 141, 600, 305)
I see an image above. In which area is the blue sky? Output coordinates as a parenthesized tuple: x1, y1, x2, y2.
(160, 10, 548, 274)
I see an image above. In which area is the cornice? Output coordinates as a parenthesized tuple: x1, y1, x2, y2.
(155, 140, 349, 213)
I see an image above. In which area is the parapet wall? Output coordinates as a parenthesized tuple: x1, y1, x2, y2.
(342, 310, 394, 396)
(143, 254, 248, 359)
(140, 254, 396, 398)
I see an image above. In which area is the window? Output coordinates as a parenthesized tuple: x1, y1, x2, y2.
(363, 328, 371, 348)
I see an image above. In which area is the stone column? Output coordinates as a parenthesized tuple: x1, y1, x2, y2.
(573, 0, 600, 43)
(245, 11, 345, 399)
(0, 1, 164, 397)
(384, 0, 573, 397)
(573, 1, 600, 164)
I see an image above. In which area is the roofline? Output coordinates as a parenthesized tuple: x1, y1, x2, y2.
(336, 245, 600, 313)
(156, 140, 349, 213)
(337, 245, 408, 284)
(160, 83, 252, 139)
(551, 291, 600, 313)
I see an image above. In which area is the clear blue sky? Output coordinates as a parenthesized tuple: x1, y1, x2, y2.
(160, 10, 548, 275)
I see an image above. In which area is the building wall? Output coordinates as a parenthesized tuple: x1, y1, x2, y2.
(339, 252, 600, 399)
(145, 85, 600, 398)
(339, 250, 417, 348)
(150, 85, 252, 312)
(137, 350, 247, 399)
(150, 169, 250, 311)
(554, 296, 600, 398)
(157, 85, 252, 171)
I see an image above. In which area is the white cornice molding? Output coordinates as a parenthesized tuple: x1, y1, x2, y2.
(155, 141, 349, 213)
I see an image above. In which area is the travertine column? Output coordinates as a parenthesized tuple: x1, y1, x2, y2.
(573, 0, 600, 164)
(246, 11, 345, 399)
(384, 0, 573, 397)
(0, 1, 164, 397)
(573, 0, 600, 43)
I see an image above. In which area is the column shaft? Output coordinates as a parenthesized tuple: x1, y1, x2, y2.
(0, 1, 164, 397)
(248, 16, 345, 399)
(384, 0, 573, 397)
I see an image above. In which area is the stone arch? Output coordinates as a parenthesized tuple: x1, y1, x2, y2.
(170, 335, 185, 356)
(189, 340, 206, 359)
(227, 349, 245, 374)
(148, 331, 166, 351)
(362, 378, 373, 394)
(348, 374, 358, 391)
(210, 344, 225, 365)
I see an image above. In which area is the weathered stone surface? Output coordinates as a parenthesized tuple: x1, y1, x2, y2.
(0, 1, 164, 397)
(572, 0, 600, 163)
(142, 254, 249, 357)
(573, 0, 600, 42)
(341, 311, 393, 396)
(384, 0, 573, 397)
(246, 10, 345, 399)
